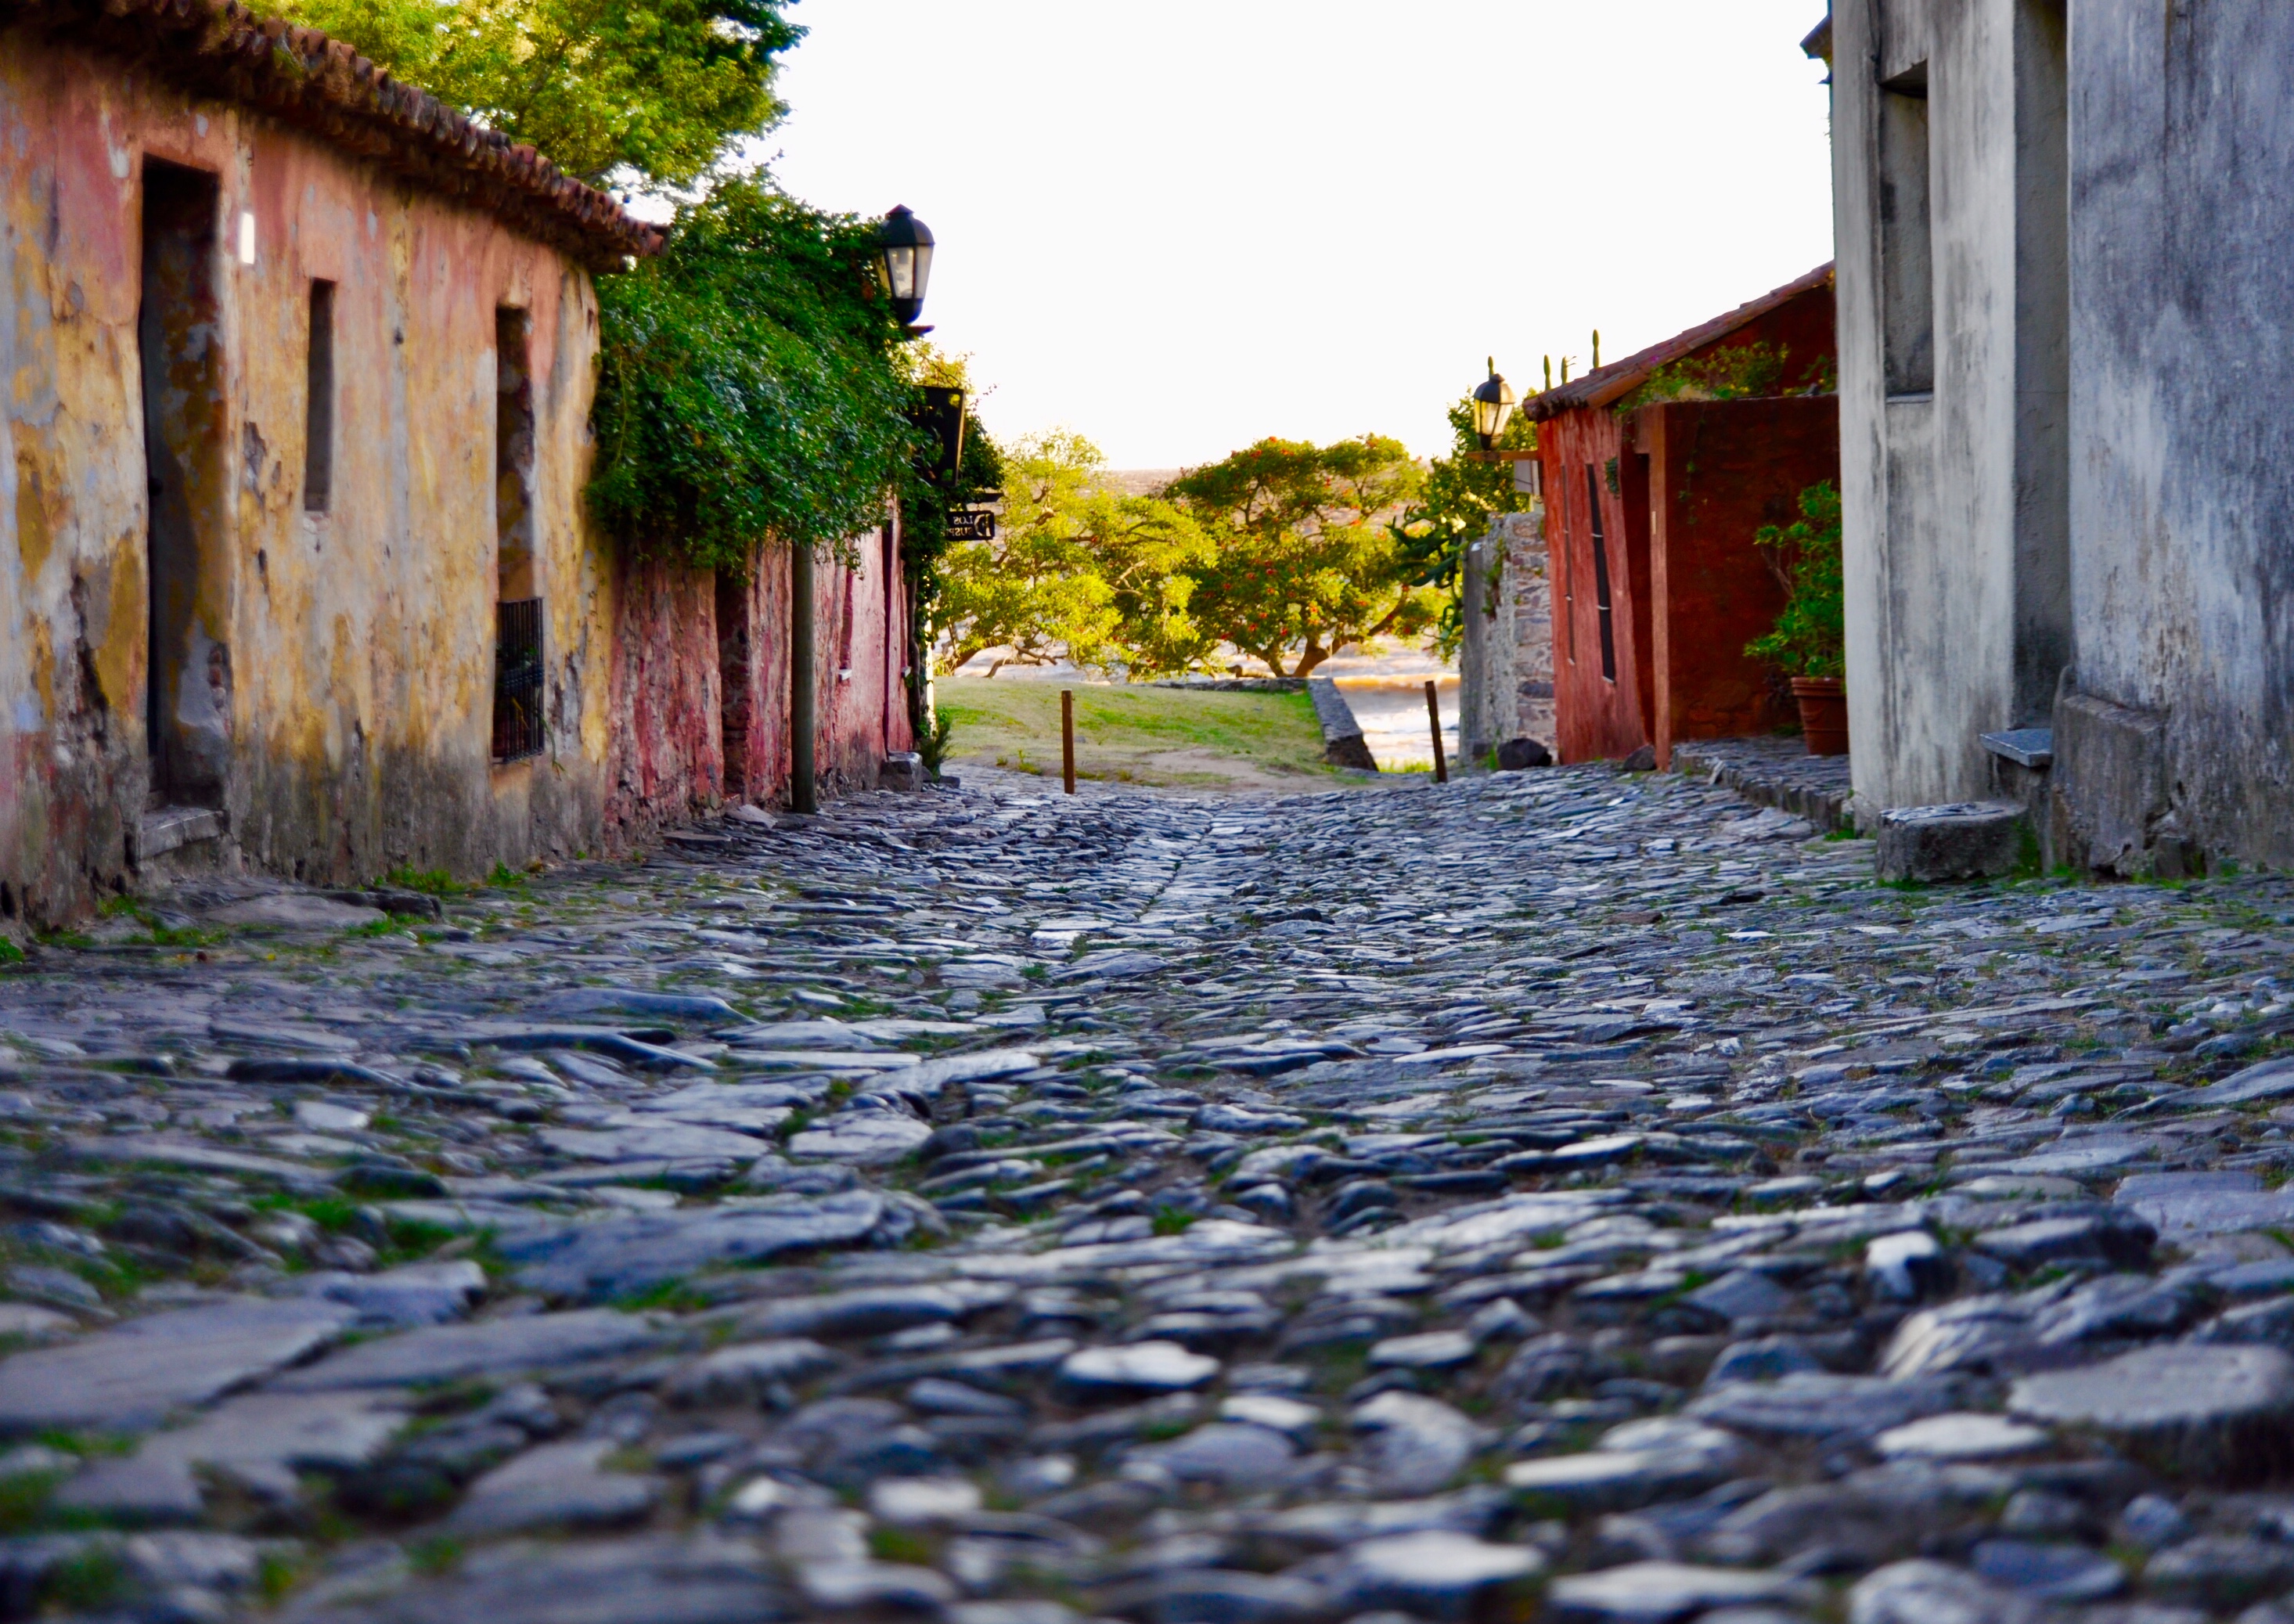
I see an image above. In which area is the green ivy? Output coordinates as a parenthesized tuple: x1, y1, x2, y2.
(1613, 342, 1792, 413)
(587, 180, 923, 572)
(1389, 399, 1540, 659)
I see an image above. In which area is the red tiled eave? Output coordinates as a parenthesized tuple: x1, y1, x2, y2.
(1524, 262, 1835, 422)
(2, 0, 664, 270)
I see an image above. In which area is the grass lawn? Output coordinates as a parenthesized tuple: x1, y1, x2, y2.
(937, 678, 1359, 791)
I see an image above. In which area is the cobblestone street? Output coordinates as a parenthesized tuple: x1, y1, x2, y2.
(5, 765, 2294, 1624)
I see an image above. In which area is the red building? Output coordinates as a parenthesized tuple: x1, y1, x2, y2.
(1528, 265, 1838, 768)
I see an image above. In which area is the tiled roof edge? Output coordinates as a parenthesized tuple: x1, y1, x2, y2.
(5, 0, 664, 270)
(1524, 262, 1835, 423)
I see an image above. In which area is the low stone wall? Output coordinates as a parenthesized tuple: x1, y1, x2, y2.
(1306, 678, 1375, 771)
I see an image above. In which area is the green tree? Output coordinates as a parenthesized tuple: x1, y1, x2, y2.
(935, 431, 1217, 680)
(587, 178, 919, 569)
(276, 0, 798, 188)
(1167, 435, 1430, 679)
(1389, 399, 1539, 658)
(937, 432, 1122, 677)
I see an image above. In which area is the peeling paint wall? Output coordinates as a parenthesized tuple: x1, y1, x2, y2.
(711, 523, 911, 813)
(0, 31, 621, 920)
(0, 31, 915, 924)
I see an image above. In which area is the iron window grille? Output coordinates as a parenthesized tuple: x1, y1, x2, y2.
(492, 597, 545, 762)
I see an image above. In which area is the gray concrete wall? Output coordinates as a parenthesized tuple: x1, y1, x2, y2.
(1833, 0, 2071, 819)
(2064, 1, 2294, 870)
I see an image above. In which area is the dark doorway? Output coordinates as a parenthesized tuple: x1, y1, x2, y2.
(138, 159, 228, 808)
(716, 570, 752, 799)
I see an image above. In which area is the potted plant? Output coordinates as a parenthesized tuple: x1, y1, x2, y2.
(1745, 480, 1848, 755)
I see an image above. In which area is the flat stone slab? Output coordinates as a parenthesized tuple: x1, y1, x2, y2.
(2000, 1136, 2155, 1177)
(272, 1307, 667, 1392)
(1849, 1559, 2043, 1624)
(1544, 1560, 1809, 1623)
(447, 1438, 664, 1537)
(1686, 1373, 1962, 1442)
(1326, 1530, 1545, 1616)
(1057, 1340, 1219, 1399)
(67, 1136, 336, 1191)
(2184, 1056, 2294, 1107)
(0, 1298, 356, 1434)
(1873, 1411, 2051, 1461)
(785, 1110, 935, 1164)
(286, 1534, 784, 1624)
(204, 893, 386, 929)
(492, 1191, 890, 1298)
(58, 1390, 406, 1516)
(2008, 1342, 2294, 1477)
(2116, 1170, 2294, 1237)
(538, 1118, 771, 1165)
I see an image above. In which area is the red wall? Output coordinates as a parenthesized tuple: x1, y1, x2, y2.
(1540, 283, 1838, 765)
(1644, 395, 1841, 768)
(605, 516, 911, 841)
(1543, 406, 1651, 763)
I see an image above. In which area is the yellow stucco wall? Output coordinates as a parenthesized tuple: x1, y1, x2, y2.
(0, 33, 620, 923)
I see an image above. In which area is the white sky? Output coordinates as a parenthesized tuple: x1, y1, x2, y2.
(765, 2, 1836, 470)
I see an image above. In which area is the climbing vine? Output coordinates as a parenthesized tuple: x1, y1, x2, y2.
(587, 179, 924, 572)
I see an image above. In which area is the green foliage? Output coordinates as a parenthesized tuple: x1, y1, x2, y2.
(1615, 342, 1792, 413)
(916, 709, 956, 781)
(589, 179, 920, 572)
(1745, 480, 1846, 679)
(45, 1544, 126, 1611)
(1168, 435, 1431, 678)
(0, 1466, 59, 1535)
(273, 0, 798, 189)
(486, 862, 528, 889)
(936, 432, 1215, 679)
(0, 937, 22, 967)
(896, 346, 1006, 652)
(384, 867, 463, 896)
(1390, 398, 1540, 659)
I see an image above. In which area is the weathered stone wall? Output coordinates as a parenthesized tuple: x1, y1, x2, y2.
(2063, 0, 2294, 871)
(1457, 508, 1551, 765)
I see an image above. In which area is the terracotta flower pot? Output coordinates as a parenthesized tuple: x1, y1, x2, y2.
(1790, 676, 1849, 756)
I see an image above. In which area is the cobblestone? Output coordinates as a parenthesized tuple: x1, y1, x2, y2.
(2, 762, 2294, 1621)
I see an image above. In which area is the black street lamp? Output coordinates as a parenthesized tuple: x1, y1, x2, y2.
(878, 204, 935, 332)
(1471, 357, 1516, 449)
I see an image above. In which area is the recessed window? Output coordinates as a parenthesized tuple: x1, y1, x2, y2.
(303, 280, 334, 512)
(1586, 463, 1617, 682)
(1880, 63, 1936, 396)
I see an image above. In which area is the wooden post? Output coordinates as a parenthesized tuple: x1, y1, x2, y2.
(1425, 679, 1448, 783)
(1061, 689, 1077, 795)
(790, 543, 816, 814)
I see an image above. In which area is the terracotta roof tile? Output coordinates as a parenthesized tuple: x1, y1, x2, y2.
(5, 0, 663, 269)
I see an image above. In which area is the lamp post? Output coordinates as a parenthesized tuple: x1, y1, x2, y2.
(1471, 358, 1516, 450)
(877, 204, 936, 332)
